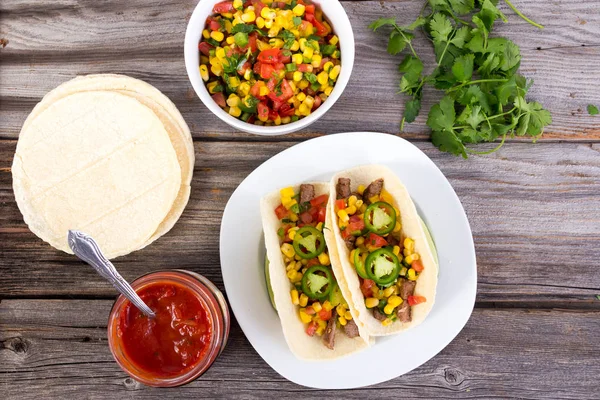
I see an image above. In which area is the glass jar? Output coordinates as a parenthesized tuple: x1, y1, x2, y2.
(107, 270, 230, 387)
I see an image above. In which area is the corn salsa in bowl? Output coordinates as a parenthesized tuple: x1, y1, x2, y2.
(198, 0, 342, 127)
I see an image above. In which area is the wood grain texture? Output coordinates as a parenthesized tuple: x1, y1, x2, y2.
(1, 299, 599, 399)
(1, 1, 599, 140)
(1, 140, 599, 303)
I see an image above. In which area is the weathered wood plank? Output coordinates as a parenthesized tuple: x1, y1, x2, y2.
(1, 140, 599, 302)
(1, 299, 599, 399)
(1, 1, 599, 140)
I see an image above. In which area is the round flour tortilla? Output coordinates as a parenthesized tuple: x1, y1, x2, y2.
(12, 91, 181, 259)
(20, 74, 194, 247)
(260, 183, 370, 361)
(328, 165, 438, 336)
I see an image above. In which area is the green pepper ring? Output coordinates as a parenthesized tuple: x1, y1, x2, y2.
(353, 248, 369, 279)
(292, 226, 326, 259)
(364, 201, 397, 235)
(301, 265, 334, 300)
(365, 248, 401, 286)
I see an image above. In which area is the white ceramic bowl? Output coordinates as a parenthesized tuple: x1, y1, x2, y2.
(184, 0, 355, 136)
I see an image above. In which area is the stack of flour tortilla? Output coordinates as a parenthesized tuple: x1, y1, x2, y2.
(12, 74, 194, 259)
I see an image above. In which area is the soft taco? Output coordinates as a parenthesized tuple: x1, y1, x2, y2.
(260, 183, 370, 360)
(327, 165, 438, 336)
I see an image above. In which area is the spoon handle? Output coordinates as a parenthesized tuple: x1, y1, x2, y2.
(68, 230, 156, 318)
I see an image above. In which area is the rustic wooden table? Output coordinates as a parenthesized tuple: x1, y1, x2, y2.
(1, 0, 600, 398)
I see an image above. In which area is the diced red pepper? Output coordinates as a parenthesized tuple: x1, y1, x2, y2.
(268, 109, 279, 121)
(212, 92, 226, 108)
(274, 204, 288, 219)
(318, 309, 332, 321)
(335, 199, 346, 211)
(305, 12, 329, 36)
(213, 1, 235, 13)
(316, 207, 326, 223)
(260, 63, 277, 80)
(299, 211, 313, 224)
(279, 103, 295, 117)
(208, 17, 221, 32)
(306, 321, 318, 336)
(347, 215, 365, 235)
(258, 48, 282, 64)
(257, 102, 269, 120)
(297, 64, 313, 73)
(367, 233, 388, 248)
(198, 41, 214, 56)
(361, 279, 375, 298)
(408, 295, 427, 306)
(248, 0, 266, 14)
(248, 32, 258, 52)
(268, 79, 294, 103)
(310, 194, 328, 207)
(411, 259, 424, 272)
(341, 227, 352, 240)
(304, 4, 315, 14)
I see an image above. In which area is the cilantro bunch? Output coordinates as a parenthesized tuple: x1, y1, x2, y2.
(370, 0, 552, 158)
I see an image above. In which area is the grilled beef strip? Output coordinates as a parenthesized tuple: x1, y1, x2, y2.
(372, 307, 387, 321)
(363, 178, 383, 203)
(396, 302, 411, 323)
(398, 278, 416, 300)
(343, 319, 360, 338)
(299, 184, 315, 204)
(336, 178, 351, 199)
(344, 235, 356, 250)
(323, 309, 338, 350)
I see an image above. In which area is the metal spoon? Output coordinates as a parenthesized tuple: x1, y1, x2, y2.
(68, 230, 156, 318)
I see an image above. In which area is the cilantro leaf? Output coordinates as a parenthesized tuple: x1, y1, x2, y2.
(458, 85, 492, 114)
(430, 13, 453, 44)
(388, 31, 409, 55)
(427, 96, 456, 132)
(432, 130, 467, 158)
(451, 26, 471, 48)
(514, 96, 552, 136)
(587, 104, 599, 115)
(596, 294, 600, 301)
(369, 17, 397, 31)
(404, 98, 422, 124)
(452, 54, 475, 82)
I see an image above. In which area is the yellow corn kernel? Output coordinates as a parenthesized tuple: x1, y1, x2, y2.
(269, 38, 284, 48)
(383, 304, 395, 315)
(224, 20, 233, 33)
(329, 35, 339, 45)
(301, 259, 308, 266)
(281, 243, 295, 258)
(322, 62, 334, 74)
(315, 71, 328, 86)
(199, 65, 209, 81)
(256, 39, 271, 51)
(383, 287, 396, 298)
(290, 289, 299, 305)
(283, 198, 297, 210)
(346, 205, 357, 215)
(303, 47, 314, 60)
(316, 327, 325, 336)
(373, 287, 384, 300)
(288, 80, 297, 92)
(273, 115, 281, 126)
(336, 304, 346, 316)
(289, 212, 299, 222)
(292, 53, 303, 64)
(393, 221, 402, 233)
(369, 196, 379, 204)
(241, 11, 256, 23)
(288, 229, 296, 241)
(280, 187, 295, 198)
(286, 262, 295, 272)
(318, 252, 330, 266)
(329, 65, 341, 80)
(259, 85, 270, 97)
(229, 106, 242, 118)
(293, 71, 303, 82)
(299, 38, 307, 51)
(296, 92, 306, 102)
(388, 295, 403, 307)
(292, 3, 306, 16)
(299, 293, 309, 307)
(264, 18, 274, 29)
(256, 16, 265, 29)
(355, 237, 365, 246)
(344, 311, 353, 320)
(403, 248, 412, 257)
(222, 12, 234, 19)
(316, 318, 327, 330)
(216, 47, 226, 59)
(261, 7, 276, 20)
(238, 83, 251, 97)
(312, 302, 322, 313)
(210, 64, 223, 76)
(382, 318, 393, 326)
(404, 237, 414, 252)
(299, 310, 312, 324)
(338, 316, 347, 326)
(290, 40, 300, 51)
(226, 94, 240, 107)
(311, 54, 322, 68)
(408, 268, 417, 281)
(298, 103, 310, 116)
(388, 247, 399, 258)
(294, 260, 303, 271)
(356, 185, 365, 195)
(268, 26, 280, 37)
(233, 0, 243, 9)
(202, 29, 211, 39)
(319, 301, 331, 312)
(337, 209, 349, 222)
(399, 266, 408, 278)
(210, 31, 224, 42)
(227, 36, 237, 46)
(405, 254, 417, 265)
(298, 79, 309, 89)
(207, 81, 220, 94)
(286, 269, 297, 281)
(228, 76, 240, 88)
(303, 96, 314, 109)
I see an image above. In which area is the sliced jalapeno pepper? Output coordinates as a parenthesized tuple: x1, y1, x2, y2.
(364, 201, 397, 235)
(353, 248, 369, 279)
(292, 226, 326, 259)
(365, 248, 400, 286)
(301, 265, 334, 300)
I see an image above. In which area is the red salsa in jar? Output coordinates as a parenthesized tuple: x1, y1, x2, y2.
(108, 270, 229, 387)
(117, 282, 212, 377)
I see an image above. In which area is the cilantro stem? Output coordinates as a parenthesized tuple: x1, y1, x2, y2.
(487, 107, 518, 120)
(394, 25, 419, 59)
(436, 33, 453, 67)
(465, 133, 507, 155)
(447, 79, 509, 93)
(503, 0, 544, 30)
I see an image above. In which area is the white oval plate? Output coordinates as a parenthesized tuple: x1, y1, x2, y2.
(219, 132, 477, 389)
